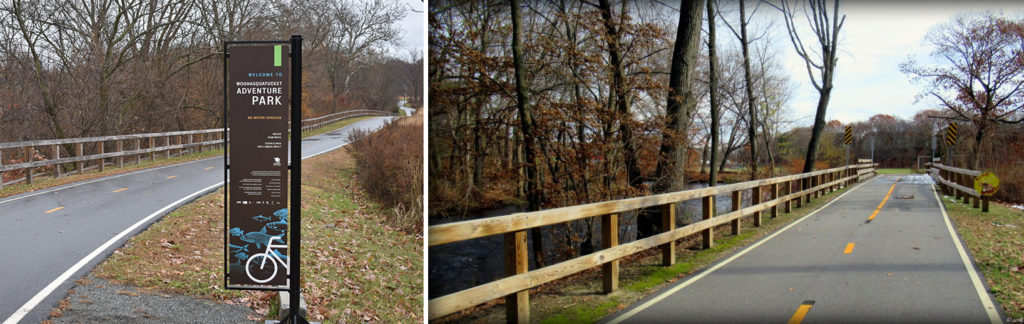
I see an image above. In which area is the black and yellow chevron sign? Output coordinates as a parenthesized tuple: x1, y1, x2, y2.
(946, 122, 958, 145)
(843, 126, 853, 145)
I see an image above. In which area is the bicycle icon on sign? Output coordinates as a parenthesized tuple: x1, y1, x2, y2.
(245, 236, 289, 283)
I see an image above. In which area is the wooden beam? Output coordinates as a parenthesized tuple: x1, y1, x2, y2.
(504, 231, 529, 324)
(661, 204, 675, 266)
(731, 190, 741, 235)
(602, 214, 618, 293)
(701, 196, 713, 250)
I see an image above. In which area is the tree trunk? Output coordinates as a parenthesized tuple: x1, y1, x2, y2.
(644, 0, 705, 239)
(739, 0, 759, 180)
(599, 0, 642, 190)
(803, 87, 833, 173)
(707, 0, 721, 187)
(510, 0, 544, 269)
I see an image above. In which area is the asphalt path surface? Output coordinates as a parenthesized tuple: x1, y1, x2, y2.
(0, 117, 392, 324)
(605, 174, 1003, 324)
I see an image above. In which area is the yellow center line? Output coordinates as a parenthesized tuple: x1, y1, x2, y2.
(166, 175, 177, 179)
(787, 301, 815, 324)
(843, 243, 856, 254)
(112, 188, 128, 193)
(204, 166, 214, 170)
(45, 206, 64, 214)
(868, 178, 899, 221)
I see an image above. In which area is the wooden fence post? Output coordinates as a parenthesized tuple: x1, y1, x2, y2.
(188, 134, 193, 155)
(117, 140, 124, 168)
(0, 149, 5, 189)
(52, 144, 60, 178)
(784, 181, 792, 213)
(770, 183, 779, 218)
(99, 142, 106, 172)
(602, 213, 619, 293)
(197, 133, 204, 153)
(504, 230, 529, 324)
(702, 196, 714, 249)
(661, 204, 675, 266)
(76, 143, 84, 175)
(166, 136, 172, 158)
(135, 139, 141, 165)
(150, 137, 156, 161)
(731, 190, 741, 235)
(178, 135, 184, 157)
(24, 146, 33, 184)
(752, 186, 762, 227)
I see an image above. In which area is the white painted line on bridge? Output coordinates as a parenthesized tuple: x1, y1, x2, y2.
(606, 177, 877, 324)
(930, 186, 1001, 323)
(2, 181, 224, 324)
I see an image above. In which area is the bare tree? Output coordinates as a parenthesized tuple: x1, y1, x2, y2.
(901, 12, 1024, 169)
(771, 0, 844, 173)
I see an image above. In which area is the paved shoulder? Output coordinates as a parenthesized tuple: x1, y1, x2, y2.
(607, 175, 1000, 323)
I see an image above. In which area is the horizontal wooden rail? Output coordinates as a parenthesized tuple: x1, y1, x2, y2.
(430, 163, 875, 246)
(0, 110, 392, 188)
(926, 162, 989, 212)
(428, 163, 876, 321)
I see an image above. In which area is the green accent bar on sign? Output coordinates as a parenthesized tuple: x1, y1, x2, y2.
(274, 45, 282, 67)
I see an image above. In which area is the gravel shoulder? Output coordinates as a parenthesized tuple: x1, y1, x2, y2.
(48, 275, 258, 324)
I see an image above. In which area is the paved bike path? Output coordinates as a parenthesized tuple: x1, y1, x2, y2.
(606, 175, 1002, 323)
(0, 117, 391, 323)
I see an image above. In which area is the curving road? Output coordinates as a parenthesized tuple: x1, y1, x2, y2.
(0, 117, 392, 324)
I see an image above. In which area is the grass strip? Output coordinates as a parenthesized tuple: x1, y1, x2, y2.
(940, 194, 1024, 319)
(92, 139, 422, 323)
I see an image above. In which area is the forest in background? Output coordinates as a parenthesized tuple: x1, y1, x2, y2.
(0, 0, 423, 144)
(429, 0, 1024, 228)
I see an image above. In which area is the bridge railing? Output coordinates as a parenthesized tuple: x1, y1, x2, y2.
(926, 163, 989, 212)
(428, 163, 878, 321)
(0, 109, 392, 188)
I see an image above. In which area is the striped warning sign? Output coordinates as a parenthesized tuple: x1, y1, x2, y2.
(844, 126, 853, 145)
(946, 122, 958, 145)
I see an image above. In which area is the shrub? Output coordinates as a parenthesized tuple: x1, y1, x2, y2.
(348, 116, 423, 233)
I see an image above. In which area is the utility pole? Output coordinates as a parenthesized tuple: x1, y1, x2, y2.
(870, 137, 875, 162)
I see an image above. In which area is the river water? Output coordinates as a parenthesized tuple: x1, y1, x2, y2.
(428, 183, 756, 298)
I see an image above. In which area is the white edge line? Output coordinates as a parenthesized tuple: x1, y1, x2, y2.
(0, 157, 218, 206)
(929, 186, 1002, 324)
(2, 181, 224, 324)
(606, 177, 877, 324)
(2, 117, 384, 323)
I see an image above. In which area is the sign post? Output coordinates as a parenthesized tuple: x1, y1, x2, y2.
(224, 35, 306, 324)
(844, 126, 852, 165)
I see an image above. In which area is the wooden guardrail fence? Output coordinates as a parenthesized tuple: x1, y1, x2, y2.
(428, 163, 878, 322)
(926, 163, 990, 212)
(0, 109, 392, 188)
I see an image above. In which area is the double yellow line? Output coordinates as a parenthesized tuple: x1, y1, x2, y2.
(867, 178, 899, 222)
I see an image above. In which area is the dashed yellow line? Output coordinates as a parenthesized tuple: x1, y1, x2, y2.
(45, 207, 64, 214)
(868, 178, 899, 221)
(843, 243, 856, 254)
(787, 301, 815, 324)
(166, 175, 177, 179)
(204, 166, 214, 170)
(112, 188, 128, 193)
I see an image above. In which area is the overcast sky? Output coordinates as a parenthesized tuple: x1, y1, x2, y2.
(396, 0, 425, 61)
(766, 1, 1024, 126)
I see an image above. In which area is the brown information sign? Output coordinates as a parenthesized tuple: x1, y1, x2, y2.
(227, 45, 290, 288)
